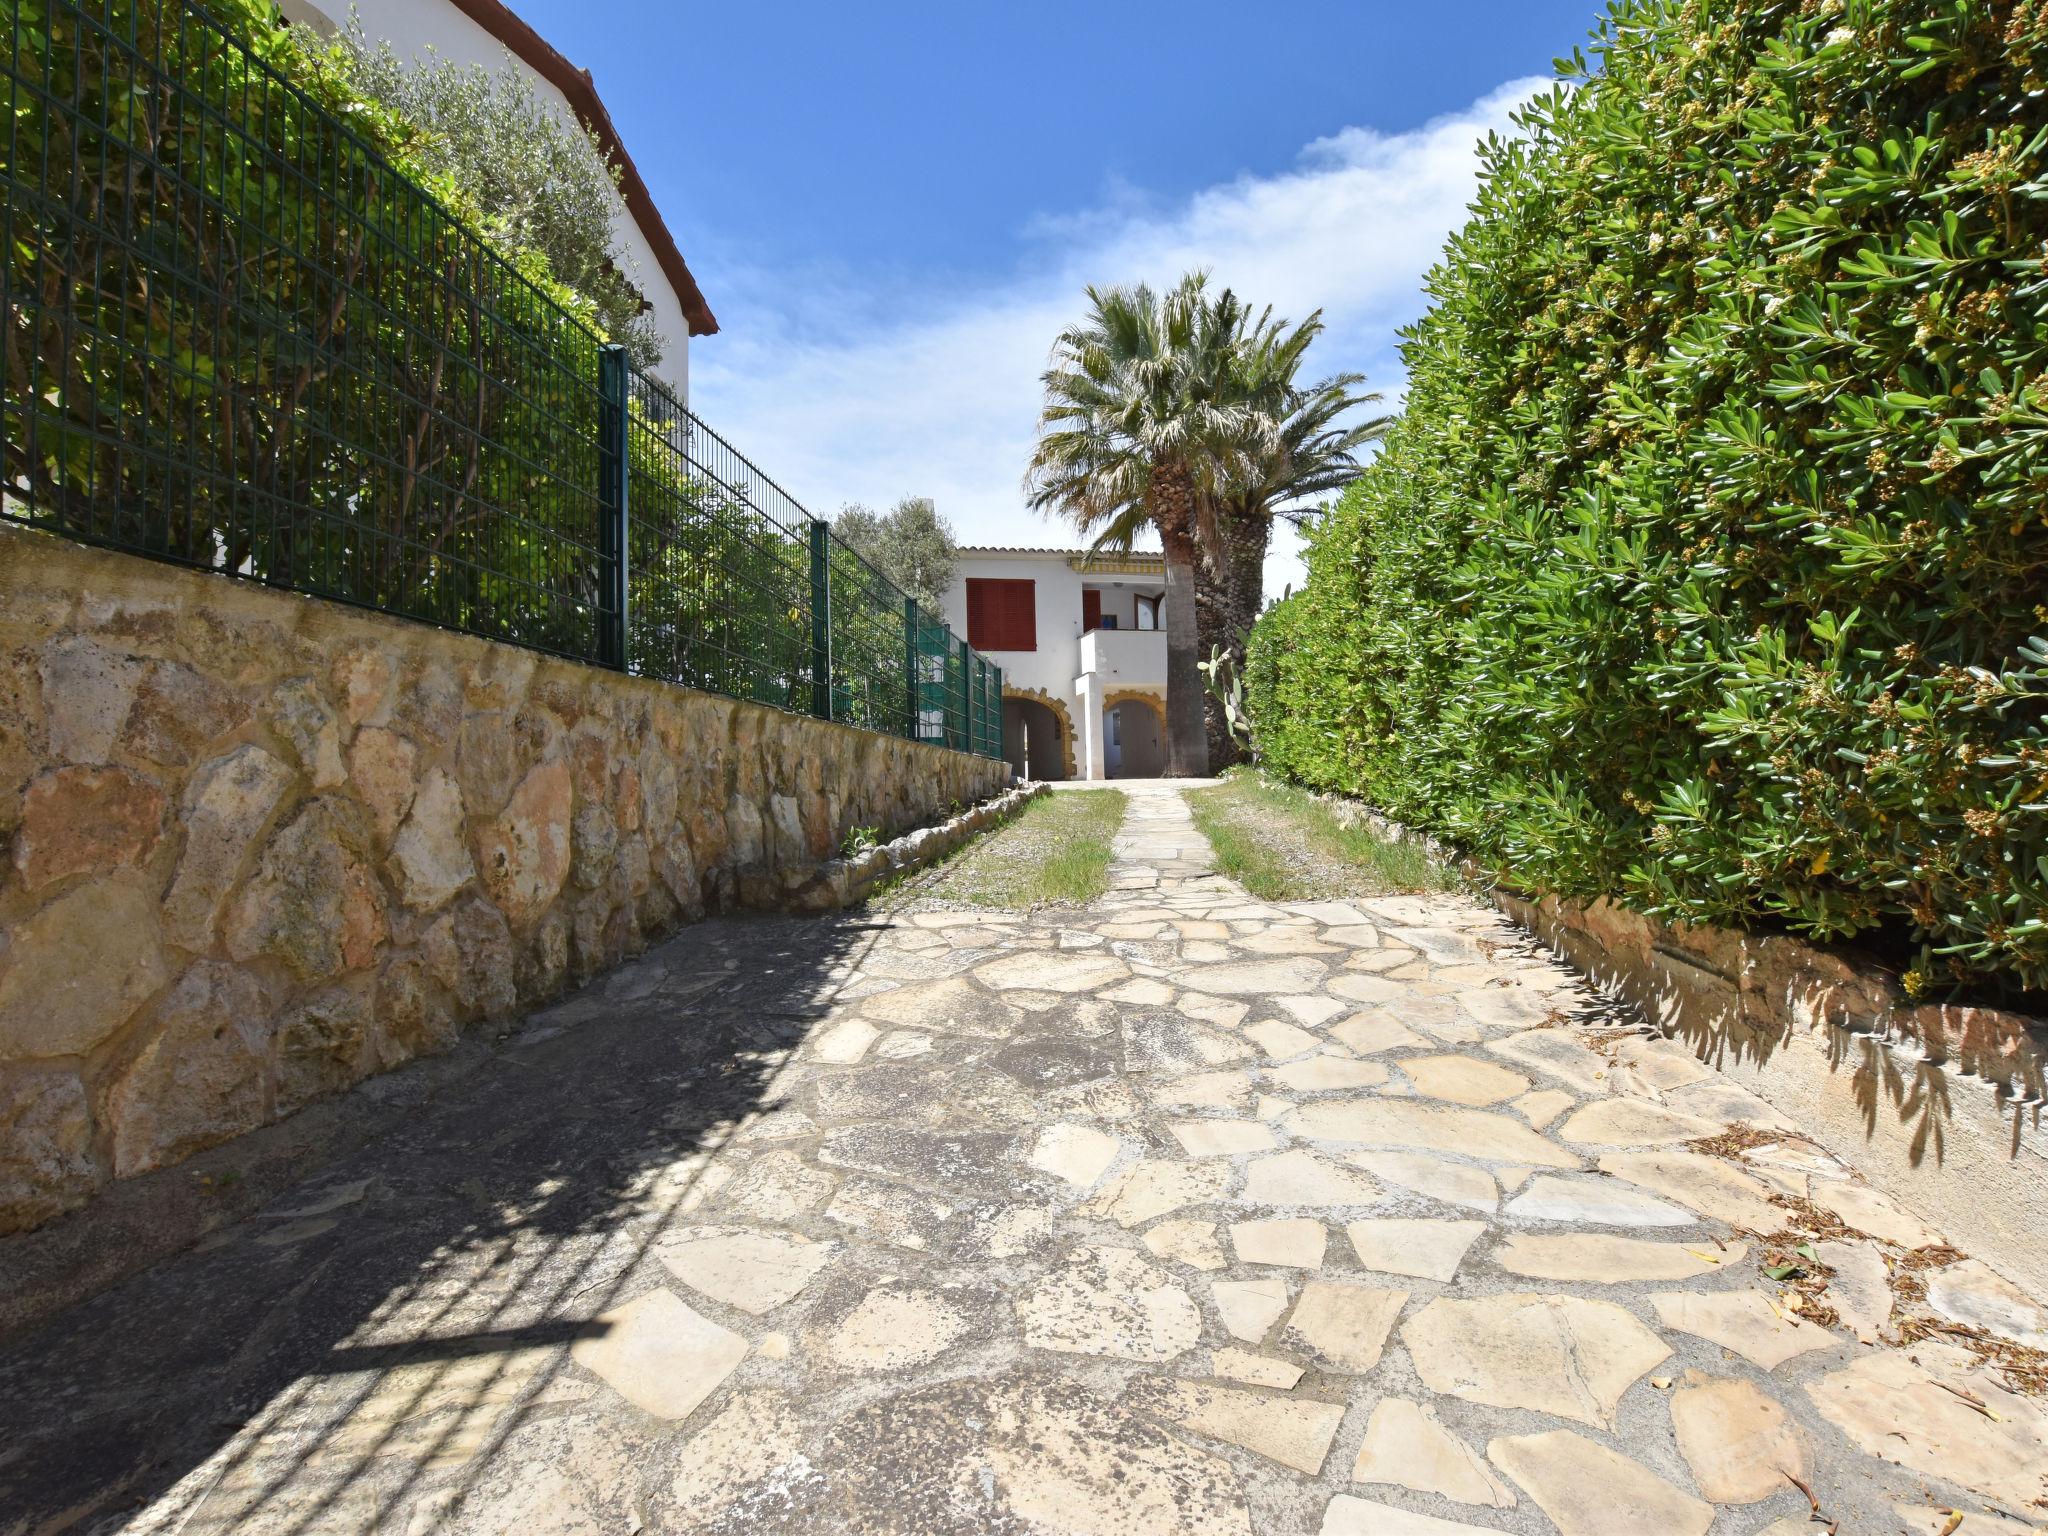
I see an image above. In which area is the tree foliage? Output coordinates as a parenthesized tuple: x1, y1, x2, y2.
(4, 0, 620, 659)
(1026, 274, 1251, 775)
(336, 25, 662, 371)
(1197, 309, 1388, 767)
(832, 496, 958, 612)
(1246, 0, 2048, 995)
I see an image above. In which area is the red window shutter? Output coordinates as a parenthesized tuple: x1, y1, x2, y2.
(967, 578, 1036, 651)
(1082, 589, 1102, 633)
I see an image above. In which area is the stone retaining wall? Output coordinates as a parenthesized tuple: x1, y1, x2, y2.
(0, 527, 1007, 1234)
(1312, 785, 2048, 1287)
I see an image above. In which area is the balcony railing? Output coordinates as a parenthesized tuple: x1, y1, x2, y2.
(1079, 626, 1167, 684)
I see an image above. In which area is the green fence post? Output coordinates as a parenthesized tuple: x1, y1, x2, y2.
(596, 344, 629, 671)
(903, 597, 920, 741)
(809, 521, 831, 720)
(953, 638, 969, 749)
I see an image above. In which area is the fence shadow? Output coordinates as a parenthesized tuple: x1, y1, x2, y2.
(0, 906, 879, 1535)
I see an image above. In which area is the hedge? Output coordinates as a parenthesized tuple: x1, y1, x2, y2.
(1246, 0, 2048, 996)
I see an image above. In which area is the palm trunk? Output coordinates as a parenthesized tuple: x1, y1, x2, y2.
(1195, 511, 1270, 769)
(1152, 465, 1211, 778)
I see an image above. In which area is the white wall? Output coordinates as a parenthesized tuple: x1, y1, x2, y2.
(940, 552, 1087, 712)
(1080, 628, 1166, 691)
(280, 0, 692, 395)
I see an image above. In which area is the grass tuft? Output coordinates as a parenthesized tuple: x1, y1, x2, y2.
(1187, 770, 1452, 901)
(879, 788, 1126, 910)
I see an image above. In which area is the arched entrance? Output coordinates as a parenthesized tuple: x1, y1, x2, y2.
(1104, 693, 1165, 779)
(1002, 689, 1074, 781)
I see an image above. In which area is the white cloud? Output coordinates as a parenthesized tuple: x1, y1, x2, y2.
(687, 77, 1543, 596)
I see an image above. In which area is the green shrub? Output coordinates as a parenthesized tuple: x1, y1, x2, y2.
(4, 0, 613, 656)
(338, 22, 665, 369)
(1247, 0, 2048, 995)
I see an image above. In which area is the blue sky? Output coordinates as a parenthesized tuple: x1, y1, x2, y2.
(516, 0, 1604, 588)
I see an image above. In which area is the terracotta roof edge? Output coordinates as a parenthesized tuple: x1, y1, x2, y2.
(443, 0, 717, 337)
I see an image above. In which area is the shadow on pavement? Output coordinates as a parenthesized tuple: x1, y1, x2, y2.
(0, 908, 878, 1534)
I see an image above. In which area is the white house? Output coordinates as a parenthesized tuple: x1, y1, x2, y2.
(940, 548, 1169, 782)
(278, 0, 717, 390)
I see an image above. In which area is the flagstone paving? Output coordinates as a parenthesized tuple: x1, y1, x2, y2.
(2, 783, 2046, 1532)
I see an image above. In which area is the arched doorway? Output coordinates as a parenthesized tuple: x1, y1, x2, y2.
(1104, 694, 1165, 779)
(1003, 692, 1072, 781)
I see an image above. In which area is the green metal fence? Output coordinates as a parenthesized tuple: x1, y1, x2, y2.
(0, 0, 1004, 760)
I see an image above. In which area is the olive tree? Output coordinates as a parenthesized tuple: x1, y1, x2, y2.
(338, 24, 663, 370)
(831, 496, 958, 613)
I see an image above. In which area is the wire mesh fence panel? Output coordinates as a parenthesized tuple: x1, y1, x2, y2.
(970, 656, 999, 759)
(945, 640, 968, 753)
(622, 369, 815, 714)
(909, 608, 953, 749)
(823, 538, 911, 738)
(2, 0, 1007, 758)
(2, 0, 613, 660)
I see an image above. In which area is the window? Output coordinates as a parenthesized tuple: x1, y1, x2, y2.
(1135, 595, 1160, 631)
(1100, 614, 1118, 629)
(966, 577, 1036, 651)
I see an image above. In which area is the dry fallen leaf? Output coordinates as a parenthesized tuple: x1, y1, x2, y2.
(1934, 1381, 2002, 1422)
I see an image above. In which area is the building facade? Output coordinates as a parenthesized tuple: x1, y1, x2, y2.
(939, 548, 1169, 782)
(277, 0, 717, 390)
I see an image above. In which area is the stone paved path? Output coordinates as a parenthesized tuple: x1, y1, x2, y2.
(6, 785, 2048, 1534)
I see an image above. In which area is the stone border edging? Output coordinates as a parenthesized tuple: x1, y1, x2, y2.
(779, 781, 1047, 912)
(1302, 783, 2046, 1124)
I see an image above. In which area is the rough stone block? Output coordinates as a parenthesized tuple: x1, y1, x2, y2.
(268, 678, 346, 789)
(425, 897, 519, 1021)
(0, 872, 168, 1059)
(163, 745, 295, 951)
(107, 962, 272, 1176)
(347, 725, 417, 850)
(0, 1066, 99, 1233)
(570, 802, 618, 891)
(12, 765, 165, 890)
(224, 798, 386, 984)
(374, 950, 457, 1063)
(119, 660, 246, 768)
(329, 644, 393, 725)
(274, 985, 374, 1115)
(472, 759, 572, 926)
(39, 636, 145, 764)
(390, 768, 474, 911)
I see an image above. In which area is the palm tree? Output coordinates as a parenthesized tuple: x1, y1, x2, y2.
(1197, 317, 1391, 764)
(1025, 273, 1257, 777)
